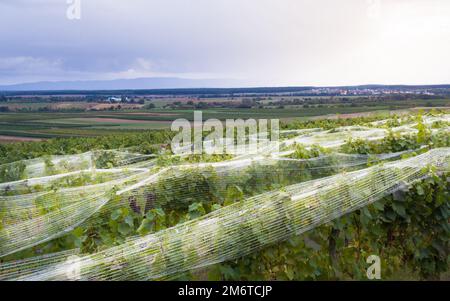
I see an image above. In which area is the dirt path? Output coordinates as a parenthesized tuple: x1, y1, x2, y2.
(0, 135, 44, 143)
(75, 118, 172, 124)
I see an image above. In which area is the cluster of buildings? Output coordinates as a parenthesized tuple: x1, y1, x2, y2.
(305, 87, 438, 96)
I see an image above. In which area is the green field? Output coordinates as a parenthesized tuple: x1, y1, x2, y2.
(0, 108, 373, 139)
(0, 99, 449, 141)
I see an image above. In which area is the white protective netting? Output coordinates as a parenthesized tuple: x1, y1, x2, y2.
(0, 149, 417, 258)
(0, 114, 449, 280)
(0, 148, 448, 281)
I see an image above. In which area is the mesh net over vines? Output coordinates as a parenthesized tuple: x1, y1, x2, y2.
(0, 114, 449, 280)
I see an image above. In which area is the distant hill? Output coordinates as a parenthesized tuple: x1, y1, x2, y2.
(0, 78, 449, 96)
(0, 77, 246, 91)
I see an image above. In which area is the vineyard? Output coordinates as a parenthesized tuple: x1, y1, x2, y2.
(0, 112, 449, 280)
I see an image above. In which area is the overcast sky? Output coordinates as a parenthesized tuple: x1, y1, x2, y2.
(0, 0, 449, 86)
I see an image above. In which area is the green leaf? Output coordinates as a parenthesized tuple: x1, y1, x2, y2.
(416, 185, 425, 196)
(362, 207, 372, 219)
(385, 210, 396, 221)
(392, 202, 406, 218)
(111, 209, 122, 221)
(284, 265, 295, 280)
(72, 227, 84, 237)
(188, 202, 205, 219)
(155, 208, 165, 217)
(137, 219, 153, 235)
(219, 265, 240, 280)
(118, 222, 132, 235)
(145, 211, 155, 221)
(372, 201, 385, 211)
(211, 204, 222, 211)
(207, 266, 223, 281)
(124, 215, 134, 227)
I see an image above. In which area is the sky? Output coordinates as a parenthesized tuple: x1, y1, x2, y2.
(0, 0, 449, 87)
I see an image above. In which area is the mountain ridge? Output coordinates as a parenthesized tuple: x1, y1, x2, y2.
(0, 77, 245, 91)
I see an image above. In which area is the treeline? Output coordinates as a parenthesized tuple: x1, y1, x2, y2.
(2, 84, 450, 97)
(160, 97, 450, 111)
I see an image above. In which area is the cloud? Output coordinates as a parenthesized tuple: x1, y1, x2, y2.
(0, 57, 61, 73)
(0, 56, 65, 84)
(0, 0, 449, 86)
